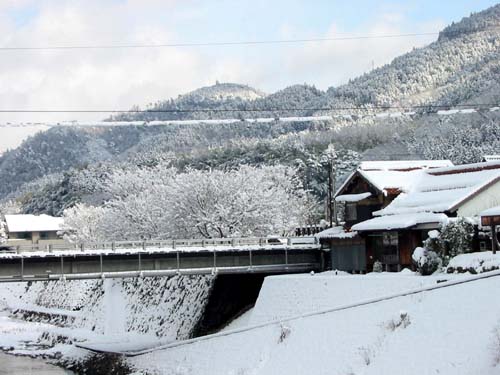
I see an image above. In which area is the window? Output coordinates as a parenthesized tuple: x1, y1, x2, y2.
(370, 232, 399, 264)
(382, 232, 399, 264)
(17, 232, 32, 240)
(346, 203, 357, 221)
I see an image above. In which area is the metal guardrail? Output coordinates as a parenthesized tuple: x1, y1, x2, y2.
(3, 236, 319, 254)
(0, 262, 320, 283)
(0, 237, 322, 282)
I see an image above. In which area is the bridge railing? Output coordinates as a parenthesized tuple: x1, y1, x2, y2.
(4, 236, 318, 254)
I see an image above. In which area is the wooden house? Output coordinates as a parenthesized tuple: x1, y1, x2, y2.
(318, 160, 500, 272)
(351, 161, 500, 271)
(318, 160, 453, 272)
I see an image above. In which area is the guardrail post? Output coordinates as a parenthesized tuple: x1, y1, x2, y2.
(285, 248, 288, 266)
(20, 257, 24, 280)
(287, 238, 292, 246)
(80, 243, 84, 252)
(100, 254, 103, 275)
(202, 239, 205, 247)
(249, 249, 253, 269)
(16, 245, 20, 254)
(138, 253, 142, 271)
(142, 241, 146, 250)
(48, 244, 53, 253)
(213, 251, 217, 272)
(60, 256, 64, 278)
(259, 238, 263, 246)
(176, 251, 180, 274)
(231, 238, 236, 247)
(172, 240, 176, 250)
(111, 242, 115, 251)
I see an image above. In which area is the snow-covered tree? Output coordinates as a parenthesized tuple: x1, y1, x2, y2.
(64, 165, 315, 242)
(169, 166, 307, 238)
(0, 220, 7, 245)
(440, 218, 475, 258)
(61, 203, 108, 244)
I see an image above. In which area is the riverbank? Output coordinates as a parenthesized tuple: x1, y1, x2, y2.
(0, 352, 72, 374)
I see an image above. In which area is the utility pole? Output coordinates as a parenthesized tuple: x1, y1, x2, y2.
(322, 144, 338, 228)
(492, 224, 497, 254)
(328, 164, 333, 227)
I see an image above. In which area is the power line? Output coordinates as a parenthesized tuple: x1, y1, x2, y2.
(0, 103, 497, 113)
(1, 26, 498, 52)
(0, 32, 439, 51)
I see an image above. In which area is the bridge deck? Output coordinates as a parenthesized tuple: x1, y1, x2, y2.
(0, 238, 322, 282)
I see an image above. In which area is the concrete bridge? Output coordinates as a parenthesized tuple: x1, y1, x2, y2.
(0, 237, 323, 283)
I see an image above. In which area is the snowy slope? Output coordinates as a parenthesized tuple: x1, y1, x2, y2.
(130, 273, 500, 375)
(0, 275, 215, 341)
(249, 271, 446, 325)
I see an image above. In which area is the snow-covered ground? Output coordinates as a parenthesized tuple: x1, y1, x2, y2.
(1, 253, 499, 374)
(249, 270, 456, 325)
(129, 271, 500, 375)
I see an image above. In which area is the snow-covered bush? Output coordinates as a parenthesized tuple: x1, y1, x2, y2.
(412, 247, 442, 275)
(440, 218, 475, 258)
(278, 324, 291, 343)
(387, 311, 411, 331)
(372, 260, 383, 273)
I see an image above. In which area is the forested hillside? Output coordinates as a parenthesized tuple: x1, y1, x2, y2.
(0, 4, 499, 220)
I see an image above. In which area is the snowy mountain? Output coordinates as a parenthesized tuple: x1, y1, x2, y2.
(181, 82, 266, 101)
(0, 4, 499, 210)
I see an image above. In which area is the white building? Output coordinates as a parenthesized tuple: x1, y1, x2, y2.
(4, 214, 64, 246)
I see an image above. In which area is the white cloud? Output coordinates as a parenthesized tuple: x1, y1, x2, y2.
(272, 13, 445, 90)
(0, 2, 445, 152)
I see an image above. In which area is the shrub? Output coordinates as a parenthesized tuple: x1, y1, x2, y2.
(412, 247, 442, 275)
(440, 218, 475, 258)
(372, 260, 383, 273)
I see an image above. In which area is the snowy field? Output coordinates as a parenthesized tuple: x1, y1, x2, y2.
(130, 271, 500, 375)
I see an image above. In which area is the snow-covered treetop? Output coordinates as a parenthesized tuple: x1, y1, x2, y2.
(178, 82, 267, 102)
(438, 4, 500, 41)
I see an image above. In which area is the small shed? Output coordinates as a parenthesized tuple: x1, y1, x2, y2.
(480, 206, 500, 253)
(316, 227, 366, 273)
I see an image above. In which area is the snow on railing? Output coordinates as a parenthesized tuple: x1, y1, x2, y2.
(4, 236, 319, 254)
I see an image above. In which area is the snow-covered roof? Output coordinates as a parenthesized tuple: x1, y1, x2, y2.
(375, 162, 500, 216)
(359, 160, 453, 171)
(351, 213, 448, 231)
(483, 155, 500, 162)
(335, 160, 453, 197)
(335, 192, 371, 203)
(480, 206, 500, 217)
(4, 214, 63, 233)
(315, 226, 358, 239)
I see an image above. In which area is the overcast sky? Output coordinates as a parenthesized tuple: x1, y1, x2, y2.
(0, 0, 497, 151)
